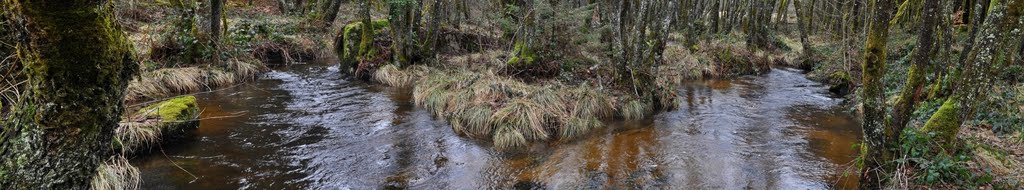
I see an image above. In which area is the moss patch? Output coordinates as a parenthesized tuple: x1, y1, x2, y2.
(137, 96, 199, 122)
(335, 19, 389, 73)
(922, 97, 962, 143)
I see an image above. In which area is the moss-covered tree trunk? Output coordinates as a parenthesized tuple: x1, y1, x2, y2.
(358, 0, 373, 59)
(388, 0, 441, 66)
(611, 0, 676, 110)
(858, 0, 894, 188)
(889, 0, 939, 143)
(794, 0, 814, 69)
(0, 0, 138, 188)
(923, 0, 1023, 144)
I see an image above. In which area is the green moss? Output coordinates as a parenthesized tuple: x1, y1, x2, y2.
(336, 19, 389, 72)
(921, 97, 962, 143)
(507, 41, 537, 66)
(137, 96, 199, 122)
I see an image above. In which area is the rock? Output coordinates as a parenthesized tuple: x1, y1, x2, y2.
(334, 19, 389, 74)
(115, 96, 200, 153)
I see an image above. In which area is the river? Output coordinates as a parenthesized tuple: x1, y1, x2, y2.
(133, 63, 862, 189)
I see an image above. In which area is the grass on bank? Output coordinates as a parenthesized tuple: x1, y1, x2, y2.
(91, 156, 141, 190)
(375, 58, 671, 150)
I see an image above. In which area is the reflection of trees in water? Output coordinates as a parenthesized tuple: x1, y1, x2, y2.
(578, 127, 666, 189)
(382, 97, 417, 189)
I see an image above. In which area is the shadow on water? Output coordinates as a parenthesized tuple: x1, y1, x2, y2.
(133, 65, 862, 189)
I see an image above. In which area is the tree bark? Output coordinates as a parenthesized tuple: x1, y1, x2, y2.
(211, 0, 223, 65)
(889, 0, 939, 143)
(794, 0, 813, 69)
(0, 0, 138, 188)
(923, 0, 1024, 144)
(710, 0, 720, 34)
(322, 0, 342, 26)
(858, 0, 895, 188)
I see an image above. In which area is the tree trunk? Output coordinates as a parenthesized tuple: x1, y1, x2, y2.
(858, 0, 895, 188)
(710, 0, 720, 34)
(889, 0, 939, 143)
(296, 0, 306, 14)
(322, 0, 342, 26)
(211, 0, 223, 65)
(358, 0, 373, 58)
(794, 0, 813, 69)
(0, 0, 138, 188)
(923, 0, 1024, 144)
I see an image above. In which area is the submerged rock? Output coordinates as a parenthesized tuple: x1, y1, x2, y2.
(115, 96, 200, 153)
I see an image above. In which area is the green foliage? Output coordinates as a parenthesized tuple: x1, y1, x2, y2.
(160, 0, 214, 65)
(898, 129, 995, 187)
(501, 1, 597, 75)
(975, 84, 1024, 135)
(999, 65, 1024, 82)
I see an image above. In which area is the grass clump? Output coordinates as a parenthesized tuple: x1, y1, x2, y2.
(621, 98, 652, 121)
(125, 63, 264, 102)
(459, 105, 495, 138)
(492, 98, 549, 141)
(396, 66, 633, 150)
(91, 156, 141, 190)
(570, 84, 614, 119)
(373, 64, 412, 87)
(561, 114, 602, 140)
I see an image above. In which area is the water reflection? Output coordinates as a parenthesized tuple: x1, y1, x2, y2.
(134, 66, 861, 189)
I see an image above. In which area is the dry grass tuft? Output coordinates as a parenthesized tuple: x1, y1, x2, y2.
(114, 121, 162, 153)
(493, 125, 528, 151)
(622, 98, 652, 121)
(125, 63, 263, 102)
(91, 156, 141, 190)
(207, 69, 237, 88)
(531, 86, 569, 120)
(570, 84, 614, 119)
(460, 105, 494, 138)
(561, 114, 602, 140)
(403, 67, 623, 149)
(492, 98, 549, 141)
(227, 60, 263, 80)
(126, 67, 206, 102)
(373, 64, 412, 87)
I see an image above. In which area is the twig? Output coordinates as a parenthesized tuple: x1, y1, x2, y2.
(159, 144, 199, 182)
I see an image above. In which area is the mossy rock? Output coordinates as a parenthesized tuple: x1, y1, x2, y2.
(827, 71, 853, 95)
(118, 96, 200, 153)
(334, 19, 389, 73)
(138, 96, 199, 122)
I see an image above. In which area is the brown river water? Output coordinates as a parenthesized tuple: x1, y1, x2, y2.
(133, 63, 862, 189)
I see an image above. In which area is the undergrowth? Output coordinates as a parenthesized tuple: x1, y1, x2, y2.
(893, 128, 1004, 189)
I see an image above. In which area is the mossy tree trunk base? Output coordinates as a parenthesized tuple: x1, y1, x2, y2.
(1, 0, 138, 188)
